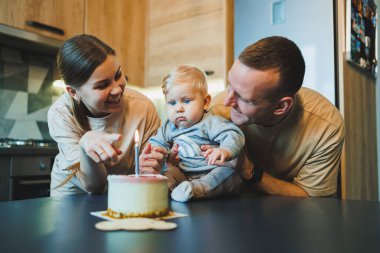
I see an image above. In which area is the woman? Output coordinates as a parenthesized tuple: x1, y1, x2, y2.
(48, 34, 165, 196)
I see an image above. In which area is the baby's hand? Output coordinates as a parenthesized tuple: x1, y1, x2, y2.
(203, 148, 232, 165)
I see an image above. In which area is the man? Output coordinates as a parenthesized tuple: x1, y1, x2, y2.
(210, 36, 344, 197)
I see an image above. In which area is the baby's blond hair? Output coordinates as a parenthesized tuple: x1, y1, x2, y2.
(162, 64, 208, 96)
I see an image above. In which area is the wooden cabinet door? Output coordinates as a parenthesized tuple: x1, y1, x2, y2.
(86, 0, 146, 87)
(145, 0, 233, 87)
(0, 0, 84, 40)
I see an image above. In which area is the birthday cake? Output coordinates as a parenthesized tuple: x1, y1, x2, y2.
(106, 174, 169, 218)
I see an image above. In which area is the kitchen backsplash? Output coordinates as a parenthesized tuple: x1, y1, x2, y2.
(0, 43, 63, 140)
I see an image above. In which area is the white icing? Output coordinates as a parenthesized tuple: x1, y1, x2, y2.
(107, 174, 168, 216)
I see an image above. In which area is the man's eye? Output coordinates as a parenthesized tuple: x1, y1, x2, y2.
(168, 101, 176, 106)
(183, 99, 191, 104)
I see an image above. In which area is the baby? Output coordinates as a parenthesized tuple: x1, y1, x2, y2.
(149, 64, 245, 202)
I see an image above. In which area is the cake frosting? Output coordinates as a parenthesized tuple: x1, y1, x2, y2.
(107, 174, 169, 218)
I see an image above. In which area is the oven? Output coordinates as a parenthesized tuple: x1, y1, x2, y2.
(0, 139, 58, 201)
(10, 156, 53, 200)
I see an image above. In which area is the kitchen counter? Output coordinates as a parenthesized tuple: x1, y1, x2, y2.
(0, 147, 58, 156)
(1, 193, 380, 253)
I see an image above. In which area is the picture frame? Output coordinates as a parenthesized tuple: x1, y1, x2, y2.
(346, 0, 377, 78)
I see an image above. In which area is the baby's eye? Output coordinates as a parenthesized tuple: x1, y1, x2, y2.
(168, 101, 176, 106)
(183, 98, 191, 104)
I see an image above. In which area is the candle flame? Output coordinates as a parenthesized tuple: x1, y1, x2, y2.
(134, 130, 139, 143)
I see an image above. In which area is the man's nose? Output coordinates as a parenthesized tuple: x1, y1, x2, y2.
(224, 89, 236, 107)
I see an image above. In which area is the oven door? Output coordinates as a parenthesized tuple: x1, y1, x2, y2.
(10, 176, 51, 200)
(9, 156, 52, 200)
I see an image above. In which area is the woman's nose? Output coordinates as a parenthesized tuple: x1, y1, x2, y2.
(110, 81, 124, 95)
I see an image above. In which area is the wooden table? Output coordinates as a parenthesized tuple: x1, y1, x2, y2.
(1, 193, 380, 253)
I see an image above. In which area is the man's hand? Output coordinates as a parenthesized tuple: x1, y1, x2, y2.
(203, 147, 232, 165)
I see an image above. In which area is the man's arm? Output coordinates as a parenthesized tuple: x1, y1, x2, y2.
(237, 151, 309, 197)
(252, 172, 308, 197)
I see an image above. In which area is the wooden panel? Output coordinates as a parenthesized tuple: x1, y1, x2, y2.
(225, 0, 234, 76)
(145, 0, 233, 87)
(86, 0, 146, 86)
(149, 0, 223, 27)
(342, 61, 378, 200)
(0, 0, 85, 40)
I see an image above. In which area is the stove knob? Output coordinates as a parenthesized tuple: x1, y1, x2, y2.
(40, 162, 47, 171)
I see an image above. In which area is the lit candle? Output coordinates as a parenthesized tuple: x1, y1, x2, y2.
(134, 130, 140, 176)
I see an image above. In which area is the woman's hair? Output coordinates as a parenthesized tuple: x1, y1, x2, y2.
(162, 64, 208, 96)
(57, 34, 116, 132)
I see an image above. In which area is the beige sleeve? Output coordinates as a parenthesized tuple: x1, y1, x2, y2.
(47, 106, 82, 169)
(293, 126, 345, 197)
(140, 100, 161, 151)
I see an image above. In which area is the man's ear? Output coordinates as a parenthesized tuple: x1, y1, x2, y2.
(66, 86, 80, 101)
(203, 94, 212, 110)
(274, 96, 293, 115)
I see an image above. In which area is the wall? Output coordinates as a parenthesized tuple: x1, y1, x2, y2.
(335, 0, 378, 200)
(234, 0, 335, 103)
(0, 43, 63, 139)
(376, 0, 380, 199)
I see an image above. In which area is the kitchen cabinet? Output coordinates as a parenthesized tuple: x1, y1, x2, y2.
(144, 0, 234, 87)
(0, 0, 85, 40)
(85, 0, 146, 87)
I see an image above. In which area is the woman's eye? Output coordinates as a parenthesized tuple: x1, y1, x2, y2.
(96, 82, 109, 89)
(115, 71, 122, 80)
(168, 101, 176, 106)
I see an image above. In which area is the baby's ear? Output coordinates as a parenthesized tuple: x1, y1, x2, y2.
(203, 94, 212, 110)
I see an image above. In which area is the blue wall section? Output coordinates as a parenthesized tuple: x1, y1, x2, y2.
(234, 0, 336, 104)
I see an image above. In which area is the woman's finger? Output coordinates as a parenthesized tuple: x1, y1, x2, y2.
(142, 143, 153, 155)
(140, 167, 160, 174)
(87, 150, 101, 163)
(106, 133, 122, 143)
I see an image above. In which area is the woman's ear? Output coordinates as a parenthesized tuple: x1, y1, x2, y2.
(274, 96, 293, 116)
(66, 86, 80, 101)
(203, 94, 212, 110)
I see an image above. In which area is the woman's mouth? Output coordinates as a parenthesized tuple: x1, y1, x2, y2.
(107, 96, 121, 104)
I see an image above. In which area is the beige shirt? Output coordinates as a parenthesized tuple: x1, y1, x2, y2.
(210, 87, 345, 196)
(48, 88, 161, 196)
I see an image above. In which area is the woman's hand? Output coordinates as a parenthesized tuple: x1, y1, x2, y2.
(79, 131, 122, 164)
(139, 143, 179, 174)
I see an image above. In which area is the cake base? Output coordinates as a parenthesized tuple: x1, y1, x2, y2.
(105, 207, 169, 219)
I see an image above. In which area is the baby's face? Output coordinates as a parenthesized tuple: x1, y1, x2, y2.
(165, 83, 208, 129)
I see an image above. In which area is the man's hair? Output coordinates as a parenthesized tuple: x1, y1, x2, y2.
(239, 36, 305, 97)
(162, 64, 208, 96)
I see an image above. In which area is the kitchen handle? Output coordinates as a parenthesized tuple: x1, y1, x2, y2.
(25, 20, 65, 35)
(18, 179, 51, 185)
(205, 70, 215, 76)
